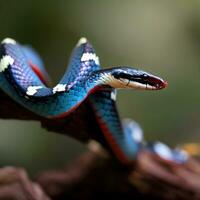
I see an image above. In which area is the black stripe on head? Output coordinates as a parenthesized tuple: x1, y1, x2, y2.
(112, 69, 150, 85)
(111, 67, 167, 89)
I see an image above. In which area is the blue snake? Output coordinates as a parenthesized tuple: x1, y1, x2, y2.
(0, 37, 187, 165)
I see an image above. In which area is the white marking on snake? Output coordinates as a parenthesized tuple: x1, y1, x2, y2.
(174, 148, 189, 161)
(1, 38, 16, 45)
(77, 37, 87, 46)
(81, 53, 99, 65)
(53, 84, 66, 94)
(123, 119, 143, 143)
(111, 90, 117, 101)
(0, 55, 14, 72)
(129, 122, 143, 143)
(26, 86, 43, 96)
(153, 142, 173, 160)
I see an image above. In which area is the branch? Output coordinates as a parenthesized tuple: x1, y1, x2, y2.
(0, 90, 103, 143)
(0, 167, 50, 200)
(1, 89, 200, 199)
(36, 149, 200, 200)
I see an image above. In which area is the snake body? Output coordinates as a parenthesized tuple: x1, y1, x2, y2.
(0, 37, 186, 164)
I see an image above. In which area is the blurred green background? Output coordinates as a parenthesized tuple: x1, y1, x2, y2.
(0, 0, 200, 175)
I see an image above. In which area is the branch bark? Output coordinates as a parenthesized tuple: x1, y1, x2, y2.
(0, 167, 50, 200)
(0, 90, 103, 143)
(36, 149, 200, 200)
(1, 89, 200, 200)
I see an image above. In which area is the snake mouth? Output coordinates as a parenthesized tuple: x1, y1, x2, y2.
(98, 67, 168, 90)
(120, 74, 168, 90)
(147, 76, 168, 90)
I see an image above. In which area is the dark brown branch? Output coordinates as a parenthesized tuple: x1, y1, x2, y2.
(0, 167, 50, 200)
(1, 89, 200, 199)
(36, 149, 200, 200)
(0, 150, 199, 200)
(0, 90, 103, 143)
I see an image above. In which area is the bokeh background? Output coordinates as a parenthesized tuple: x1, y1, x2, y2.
(0, 0, 200, 175)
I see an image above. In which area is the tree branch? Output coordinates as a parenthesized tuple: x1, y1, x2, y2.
(0, 167, 50, 200)
(36, 149, 200, 200)
(0, 90, 103, 143)
(1, 89, 200, 200)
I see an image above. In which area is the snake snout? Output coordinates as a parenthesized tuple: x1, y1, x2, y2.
(148, 76, 168, 90)
(156, 79, 168, 90)
(161, 80, 168, 89)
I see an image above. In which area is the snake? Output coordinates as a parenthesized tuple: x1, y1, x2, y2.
(0, 37, 187, 165)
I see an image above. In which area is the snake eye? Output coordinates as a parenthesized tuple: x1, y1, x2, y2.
(112, 71, 121, 79)
(142, 74, 149, 81)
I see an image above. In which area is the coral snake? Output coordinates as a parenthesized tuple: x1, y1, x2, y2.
(0, 37, 188, 165)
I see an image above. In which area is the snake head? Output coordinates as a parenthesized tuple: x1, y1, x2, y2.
(108, 67, 168, 90)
